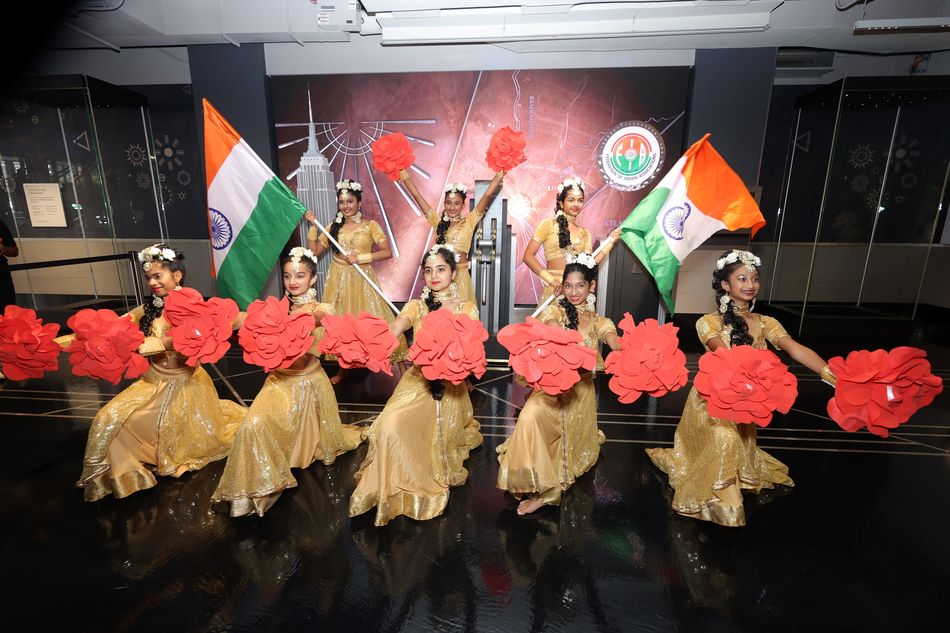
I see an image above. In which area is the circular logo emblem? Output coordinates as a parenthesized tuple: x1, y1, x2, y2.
(209, 208, 233, 250)
(598, 121, 665, 191)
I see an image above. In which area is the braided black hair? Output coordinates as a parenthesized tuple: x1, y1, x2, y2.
(557, 261, 598, 331)
(139, 244, 186, 337)
(329, 184, 363, 253)
(712, 250, 754, 347)
(421, 246, 460, 401)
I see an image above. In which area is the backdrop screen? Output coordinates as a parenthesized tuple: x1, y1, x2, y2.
(272, 68, 689, 303)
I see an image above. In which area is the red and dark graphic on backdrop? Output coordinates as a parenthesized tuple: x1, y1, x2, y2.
(272, 68, 689, 303)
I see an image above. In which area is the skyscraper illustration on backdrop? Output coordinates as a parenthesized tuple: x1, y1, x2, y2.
(293, 88, 336, 298)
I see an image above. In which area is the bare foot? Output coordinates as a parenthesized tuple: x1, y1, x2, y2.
(329, 368, 347, 385)
(517, 498, 545, 516)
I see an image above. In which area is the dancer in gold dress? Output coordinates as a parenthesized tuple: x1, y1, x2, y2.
(398, 168, 505, 304)
(497, 255, 621, 515)
(58, 244, 245, 502)
(646, 250, 837, 527)
(349, 246, 482, 526)
(304, 178, 407, 383)
(212, 247, 364, 517)
(522, 176, 619, 305)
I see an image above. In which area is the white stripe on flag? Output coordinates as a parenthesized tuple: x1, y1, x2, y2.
(207, 139, 273, 269)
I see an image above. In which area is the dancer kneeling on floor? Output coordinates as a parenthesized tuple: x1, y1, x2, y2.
(646, 250, 836, 527)
(497, 254, 621, 516)
(212, 247, 364, 517)
(349, 245, 482, 527)
(60, 244, 245, 502)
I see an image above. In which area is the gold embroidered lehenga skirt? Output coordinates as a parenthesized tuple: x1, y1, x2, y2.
(78, 363, 245, 502)
(322, 258, 407, 360)
(349, 366, 482, 526)
(496, 373, 604, 507)
(645, 388, 794, 527)
(212, 360, 365, 517)
(455, 262, 476, 305)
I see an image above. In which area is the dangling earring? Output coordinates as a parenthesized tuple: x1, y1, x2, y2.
(173, 284, 182, 291)
(335, 212, 343, 223)
(719, 294, 731, 314)
(586, 293, 596, 310)
(750, 297, 756, 312)
(449, 282, 458, 300)
(441, 213, 449, 222)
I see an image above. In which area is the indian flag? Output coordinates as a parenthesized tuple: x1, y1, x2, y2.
(204, 98, 306, 309)
(618, 133, 765, 313)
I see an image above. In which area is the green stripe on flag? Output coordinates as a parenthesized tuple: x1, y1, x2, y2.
(619, 186, 680, 314)
(216, 176, 305, 309)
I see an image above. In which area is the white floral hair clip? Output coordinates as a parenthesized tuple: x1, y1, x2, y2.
(138, 244, 178, 272)
(427, 243, 461, 263)
(288, 246, 319, 270)
(556, 176, 585, 195)
(444, 182, 467, 195)
(336, 179, 362, 193)
(716, 250, 762, 272)
(565, 252, 597, 269)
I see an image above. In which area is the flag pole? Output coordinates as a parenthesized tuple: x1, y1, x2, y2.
(309, 219, 400, 315)
(530, 238, 612, 319)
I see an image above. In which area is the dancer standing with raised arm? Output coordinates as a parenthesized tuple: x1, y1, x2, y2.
(398, 168, 505, 303)
(303, 179, 407, 383)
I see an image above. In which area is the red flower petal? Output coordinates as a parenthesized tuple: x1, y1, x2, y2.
(237, 296, 316, 372)
(486, 126, 527, 173)
(694, 345, 798, 427)
(0, 305, 61, 380)
(319, 312, 399, 374)
(408, 311, 488, 384)
(498, 317, 595, 395)
(371, 132, 415, 181)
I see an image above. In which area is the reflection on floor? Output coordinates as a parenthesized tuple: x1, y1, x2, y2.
(2, 336, 949, 632)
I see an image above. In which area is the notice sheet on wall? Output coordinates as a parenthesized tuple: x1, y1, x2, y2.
(23, 183, 68, 228)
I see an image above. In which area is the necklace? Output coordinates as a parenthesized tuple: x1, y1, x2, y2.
(289, 288, 317, 305)
(423, 283, 459, 303)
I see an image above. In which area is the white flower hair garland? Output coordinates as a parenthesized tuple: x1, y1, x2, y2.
(716, 250, 761, 272)
(565, 251, 597, 269)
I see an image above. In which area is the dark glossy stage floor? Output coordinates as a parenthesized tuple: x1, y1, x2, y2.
(3, 332, 949, 632)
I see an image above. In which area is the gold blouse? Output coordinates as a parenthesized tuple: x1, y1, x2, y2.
(399, 298, 479, 335)
(695, 312, 790, 352)
(531, 217, 593, 262)
(288, 300, 335, 356)
(318, 219, 387, 257)
(425, 208, 484, 256)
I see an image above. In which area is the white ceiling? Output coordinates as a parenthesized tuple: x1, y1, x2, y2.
(46, 0, 950, 55)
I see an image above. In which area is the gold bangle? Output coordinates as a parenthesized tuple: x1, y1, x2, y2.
(307, 226, 317, 241)
(600, 239, 615, 254)
(539, 270, 555, 285)
(819, 365, 837, 386)
(356, 253, 373, 265)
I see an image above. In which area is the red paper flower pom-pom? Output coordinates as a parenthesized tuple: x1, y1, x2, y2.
(497, 317, 596, 395)
(409, 310, 488, 384)
(238, 296, 315, 372)
(65, 308, 148, 384)
(319, 312, 399, 375)
(486, 126, 527, 173)
(0, 305, 61, 380)
(826, 347, 943, 437)
(694, 345, 798, 427)
(604, 313, 688, 404)
(372, 132, 415, 181)
(164, 289, 238, 366)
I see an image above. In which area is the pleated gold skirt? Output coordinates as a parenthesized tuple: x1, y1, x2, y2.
(212, 359, 364, 517)
(78, 362, 245, 502)
(496, 373, 604, 507)
(322, 258, 407, 361)
(349, 366, 482, 526)
(646, 387, 794, 527)
(455, 262, 475, 305)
